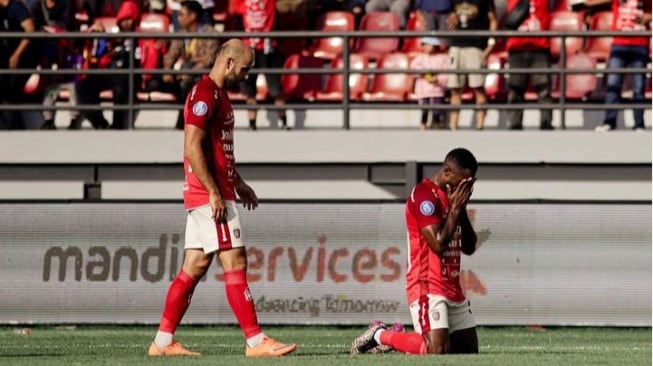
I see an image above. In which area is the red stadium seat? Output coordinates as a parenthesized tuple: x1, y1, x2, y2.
(310, 11, 356, 60)
(354, 12, 401, 60)
(584, 11, 613, 61)
(228, 74, 268, 102)
(551, 52, 597, 99)
(361, 52, 411, 102)
(310, 54, 369, 101)
(280, 54, 324, 101)
(549, 11, 585, 59)
(139, 13, 170, 33)
(401, 11, 429, 57)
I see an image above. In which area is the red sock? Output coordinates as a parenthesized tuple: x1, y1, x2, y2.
(380, 331, 427, 354)
(224, 269, 262, 338)
(159, 270, 199, 333)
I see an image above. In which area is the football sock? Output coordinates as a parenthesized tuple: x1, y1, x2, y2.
(224, 269, 263, 342)
(157, 270, 199, 340)
(374, 329, 385, 344)
(246, 332, 265, 348)
(380, 331, 427, 354)
(153, 331, 174, 348)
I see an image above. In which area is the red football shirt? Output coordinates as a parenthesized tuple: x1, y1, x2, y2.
(506, 0, 550, 51)
(242, 0, 276, 51)
(613, 0, 651, 47)
(183, 75, 237, 210)
(405, 179, 465, 304)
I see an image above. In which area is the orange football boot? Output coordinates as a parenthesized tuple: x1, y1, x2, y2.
(148, 341, 200, 356)
(245, 336, 297, 357)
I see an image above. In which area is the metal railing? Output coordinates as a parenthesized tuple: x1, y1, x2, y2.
(0, 29, 651, 129)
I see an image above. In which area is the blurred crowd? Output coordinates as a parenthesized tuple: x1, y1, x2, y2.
(0, 0, 650, 131)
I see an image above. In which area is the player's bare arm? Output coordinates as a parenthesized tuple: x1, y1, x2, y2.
(184, 124, 226, 221)
(234, 171, 259, 210)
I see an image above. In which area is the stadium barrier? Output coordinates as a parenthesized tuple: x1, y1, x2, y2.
(0, 30, 651, 129)
(0, 202, 649, 326)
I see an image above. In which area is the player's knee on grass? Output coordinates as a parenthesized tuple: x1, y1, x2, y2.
(424, 330, 450, 354)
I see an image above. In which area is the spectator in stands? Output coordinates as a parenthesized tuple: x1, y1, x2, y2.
(159, 0, 218, 130)
(414, 0, 452, 45)
(446, 0, 497, 130)
(410, 37, 449, 130)
(0, 0, 39, 130)
(309, 0, 365, 26)
(595, 0, 651, 132)
(365, 0, 410, 28)
(167, 0, 214, 30)
(74, 0, 142, 129)
(30, 0, 81, 130)
(242, 0, 289, 130)
(504, 0, 554, 130)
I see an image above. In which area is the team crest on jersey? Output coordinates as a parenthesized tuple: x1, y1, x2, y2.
(233, 229, 241, 239)
(192, 101, 208, 116)
(419, 201, 435, 216)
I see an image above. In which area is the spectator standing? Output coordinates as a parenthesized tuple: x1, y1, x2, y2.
(446, 0, 497, 130)
(365, 0, 410, 28)
(595, 0, 651, 132)
(74, 0, 142, 129)
(168, 0, 214, 30)
(160, 0, 218, 130)
(410, 37, 449, 130)
(414, 0, 453, 45)
(0, 0, 38, 130)
(241, 0, 289, 130)
(504, 0, 554, 130)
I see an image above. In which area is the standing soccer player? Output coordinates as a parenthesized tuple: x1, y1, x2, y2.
(148, 39, 297, 358)
(351, 148, 479, 355)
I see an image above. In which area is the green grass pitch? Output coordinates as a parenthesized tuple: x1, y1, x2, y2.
(0, 325, 650, 366)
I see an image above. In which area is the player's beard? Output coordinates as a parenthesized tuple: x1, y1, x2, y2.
(223, 72, 240, 91)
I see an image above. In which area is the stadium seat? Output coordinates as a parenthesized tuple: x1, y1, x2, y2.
(280, 53, 324, 101)
(139, 13, 170, 33)
(354, 11, 401, 60)
(401, 11, 429, 57)
(310, 11, 356, 60)
(310, 54, 369, 101)
(227, 74, 268, 102)
(361, 52, 411, 102)
(584, 11, 613, 61)
(551, 52, 597, 100)
(275, 11, 310, 59)
(549, 11, 585, 59)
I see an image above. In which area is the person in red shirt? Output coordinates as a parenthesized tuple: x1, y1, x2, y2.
(595, 0, 651, 131)
(504, 0, 554, 130)
(351, 148, 479, 355)
(241, 0, 289, 130)
(148, 39, 297, 358)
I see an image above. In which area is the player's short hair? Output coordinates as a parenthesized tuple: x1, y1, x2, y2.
(445, 148, 478, 176)
(180, 0, 204, 20)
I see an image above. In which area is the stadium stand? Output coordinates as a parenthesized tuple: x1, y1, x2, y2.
(310, 11, 356, 60)
(309, 54, 369, 101)
(584, 11, 614, 62)
(400, 11, 429, 57)
(549, 11, 585, 60)
(361, 52, 412, 102)
(280, 54, 324, 101)
(353, 11, 401, 60)
(551, 53, 598, 100)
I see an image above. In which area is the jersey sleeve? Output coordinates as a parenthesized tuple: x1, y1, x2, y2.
(411, 185, 443, 229)
(184, 83, 216, 130)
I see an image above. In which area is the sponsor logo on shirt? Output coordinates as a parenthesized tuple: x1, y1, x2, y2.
(192, 101, 208, 116)
(419, 201, 435, 216)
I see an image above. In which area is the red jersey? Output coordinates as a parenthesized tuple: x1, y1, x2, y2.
(183, 75, 236, 209)
(242, 0, 276, 51)
(506, 0, 550, 51)
(613, 0, 651, 47)
(405, 179, 465, 304)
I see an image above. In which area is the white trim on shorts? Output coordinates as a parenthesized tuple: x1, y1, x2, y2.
(184, 200, 244, 253)
(409, 294, 476, 334)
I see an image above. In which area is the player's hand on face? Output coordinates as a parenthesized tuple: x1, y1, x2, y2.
(236, 182, 259, 210)
(446, 177, 475, 212)
(209, 192, 227, 222)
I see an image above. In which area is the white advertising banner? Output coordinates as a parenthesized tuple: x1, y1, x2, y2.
(0, 203, 650, 326)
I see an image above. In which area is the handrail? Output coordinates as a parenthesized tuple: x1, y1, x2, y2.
(1, 29, 651, 130)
